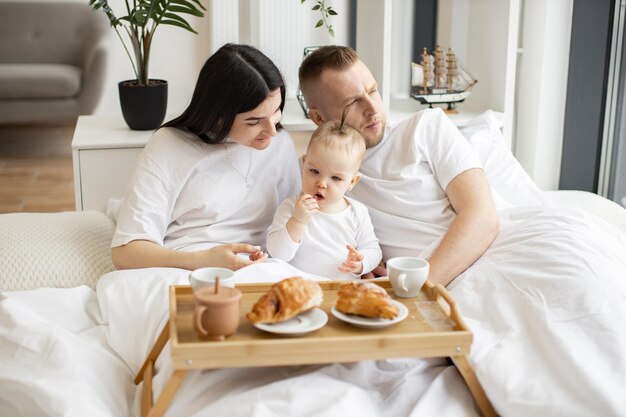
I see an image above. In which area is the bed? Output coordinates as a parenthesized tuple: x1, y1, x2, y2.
(1, 111, 625, 417)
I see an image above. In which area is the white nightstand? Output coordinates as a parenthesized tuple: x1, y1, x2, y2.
(72, 115, 152, 212)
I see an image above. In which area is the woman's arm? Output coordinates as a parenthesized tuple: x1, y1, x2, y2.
(112, 240, 264, 271)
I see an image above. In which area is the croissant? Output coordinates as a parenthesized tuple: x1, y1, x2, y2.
(335, 281, 399, 320)
(247, 277, 323, 324)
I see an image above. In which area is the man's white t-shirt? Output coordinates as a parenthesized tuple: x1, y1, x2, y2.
(112, 127, 301, 251)
(266, 196, 382, 280)
(347, 108, 483, 259)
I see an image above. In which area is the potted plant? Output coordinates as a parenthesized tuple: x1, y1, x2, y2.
(89, 0, 207, 130)
(90, 0, 336, 130)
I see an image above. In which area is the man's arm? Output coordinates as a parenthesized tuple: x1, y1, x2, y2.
(427, 168, 499, 287)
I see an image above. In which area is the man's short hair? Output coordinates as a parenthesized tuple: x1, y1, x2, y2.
(298, 46, 359, 100)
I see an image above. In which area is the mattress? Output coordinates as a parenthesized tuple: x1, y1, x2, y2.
(546, 190, 626, 233)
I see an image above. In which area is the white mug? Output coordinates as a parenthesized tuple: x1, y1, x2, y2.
(387, 257, 429, 298)
(189, 267, 236, 291)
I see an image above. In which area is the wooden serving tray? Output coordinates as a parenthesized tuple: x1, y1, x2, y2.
(168, 279, 472, 370)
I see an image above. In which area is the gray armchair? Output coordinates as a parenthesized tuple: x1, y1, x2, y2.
(0, 1, 110, 125)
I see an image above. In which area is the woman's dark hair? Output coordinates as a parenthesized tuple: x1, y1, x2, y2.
(163, 43, 286, 144)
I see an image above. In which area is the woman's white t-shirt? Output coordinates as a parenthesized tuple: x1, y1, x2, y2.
(347, 108, 483, 259)
(112, 127, 301, 251)
(266, 196, 382, 280)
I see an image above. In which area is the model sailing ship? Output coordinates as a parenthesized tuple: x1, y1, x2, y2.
(411, 46, 477, 112)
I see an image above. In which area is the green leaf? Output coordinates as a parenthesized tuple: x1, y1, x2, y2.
(312, 5, 320, 10)
(329, 27, 334, 37)
(168, 5, 204, 17)
(161, 13, 195, 32)
(169, 0, 206, 14)
(160, 18, 196, 33)
(175, 0, 207, 11)
(328, 9, 337, 15)
(315, 19, 323, 28)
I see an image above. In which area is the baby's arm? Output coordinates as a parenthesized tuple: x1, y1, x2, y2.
(286, 193, 319, 243)
(267, 197, 308, 262)
(350, 204, 383, 276)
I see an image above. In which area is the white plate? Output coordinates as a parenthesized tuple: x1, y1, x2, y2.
(331, 300, 409, 329)
(253, 308, 328, 336)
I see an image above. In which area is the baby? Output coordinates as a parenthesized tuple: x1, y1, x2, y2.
(266, 120, 382, 280)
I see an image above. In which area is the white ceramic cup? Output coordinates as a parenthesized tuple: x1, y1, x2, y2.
(189, 267, 236, 291)
(387, 257, 429, 298)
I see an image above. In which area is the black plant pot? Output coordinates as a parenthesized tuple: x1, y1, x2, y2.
(118, 79, 168, 130)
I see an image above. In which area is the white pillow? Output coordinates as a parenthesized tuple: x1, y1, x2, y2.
(460, 110, 551, 207)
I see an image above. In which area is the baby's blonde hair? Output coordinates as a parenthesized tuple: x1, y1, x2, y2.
(307, 121, 366, 167)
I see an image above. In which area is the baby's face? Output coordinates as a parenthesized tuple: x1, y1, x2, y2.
(301, 142, 360, 212)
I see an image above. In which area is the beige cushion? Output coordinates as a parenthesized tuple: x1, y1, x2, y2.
(0, 64, 82, 99)
(0, 211, 115, 291)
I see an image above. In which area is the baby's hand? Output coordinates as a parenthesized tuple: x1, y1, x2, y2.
(338, 244, 364, 275)
(292, 193, 319, 225)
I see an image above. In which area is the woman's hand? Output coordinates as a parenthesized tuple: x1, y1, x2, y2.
(198, 243, 267, 270)
(249, 250, 268, 263)
(112, 240, 266, 271)
(292, 193, 319, 225)
(338, 244, 364, 275)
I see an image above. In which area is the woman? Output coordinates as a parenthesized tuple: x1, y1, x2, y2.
(111, 44, 301, 270)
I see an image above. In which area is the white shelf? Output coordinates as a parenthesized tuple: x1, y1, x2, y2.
(281, 99, 316, 131)
(71, 114, 157, 150)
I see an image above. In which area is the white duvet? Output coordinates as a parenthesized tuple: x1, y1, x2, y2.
(1, 205, 625, 417)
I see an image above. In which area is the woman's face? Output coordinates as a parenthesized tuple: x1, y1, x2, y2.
(228, 89, 282, 150)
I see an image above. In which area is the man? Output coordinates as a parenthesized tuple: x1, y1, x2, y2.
(298, 45, 499, 287)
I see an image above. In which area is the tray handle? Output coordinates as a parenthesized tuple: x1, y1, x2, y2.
(423, 281, 469, 331)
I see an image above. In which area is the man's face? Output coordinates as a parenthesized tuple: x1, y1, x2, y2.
(306, 60, 387, 148)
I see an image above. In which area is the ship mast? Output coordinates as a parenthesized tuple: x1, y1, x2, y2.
(421, 48, 430, 94)
(422, 48, 435, 94)
(447, 48, 457, 92)
(434, 45, 447, 89)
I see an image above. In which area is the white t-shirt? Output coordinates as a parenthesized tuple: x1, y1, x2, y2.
(112, 127, 301, 251)
(266, 196, 382, 280)
(347, 108, 483, 259)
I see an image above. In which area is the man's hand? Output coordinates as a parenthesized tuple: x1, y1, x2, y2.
(361, 259, 387, 279)
(338, 244, 364, 275)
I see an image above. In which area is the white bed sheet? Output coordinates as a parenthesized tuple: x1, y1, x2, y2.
(1, 203, 625, 417)
(0, 287, 135, 417)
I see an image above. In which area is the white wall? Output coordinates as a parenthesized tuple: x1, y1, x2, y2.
(437, 0, 520, 146)
(93, 0, 211, 117)
(92, 0, 574, 190)
(93, 0, 350, 118)
(437, 0, 573, 190)
(514, 0, 573, 190)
